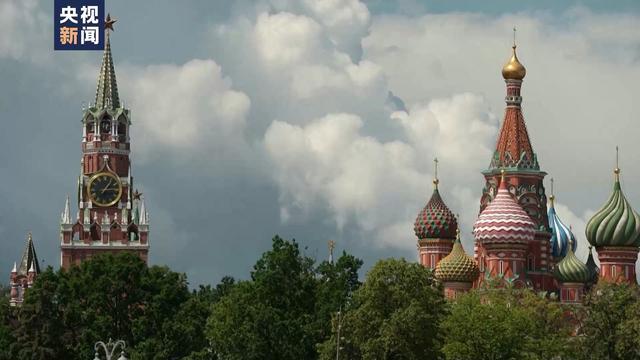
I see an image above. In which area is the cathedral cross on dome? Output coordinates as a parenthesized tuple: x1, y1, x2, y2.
(433, 157, 439, 189)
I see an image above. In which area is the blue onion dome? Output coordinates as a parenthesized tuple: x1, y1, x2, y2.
(548, 188, 577, 258)
(585, 246, 600, 284)
(585, 167, 640, 247)
(554, 239, 590, 284)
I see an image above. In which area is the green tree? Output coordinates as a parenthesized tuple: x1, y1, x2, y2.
(11, 268, 66, 360)
(319, 258, 446, 360)
(314, 251, 363, 341)
(207, 236, 318, 359)
(441, 289, 574, 360)
(0, 288, 15, 360)
(207, 236, 363, 360)
(615, 299, 640, 359)
(10, 253, 195, 360)
(578, 282, 640, 360)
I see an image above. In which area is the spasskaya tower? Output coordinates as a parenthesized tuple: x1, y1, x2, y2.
(60, 15, 149, 268)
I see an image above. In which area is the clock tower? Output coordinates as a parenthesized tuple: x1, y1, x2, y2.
(60, 15, 149, 269)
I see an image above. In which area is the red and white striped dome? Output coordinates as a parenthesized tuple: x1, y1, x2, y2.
(473, 176, 536, 243)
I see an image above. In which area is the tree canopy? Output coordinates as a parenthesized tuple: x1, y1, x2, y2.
(1, 236, 639, 360)
(319, 258, 447, 360)
(206, 235, 363, 360)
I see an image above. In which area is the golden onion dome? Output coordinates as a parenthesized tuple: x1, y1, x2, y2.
(502, 45, 526, 80)
(435, 229, 479, 283)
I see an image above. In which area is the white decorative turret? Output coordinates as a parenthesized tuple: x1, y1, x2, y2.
(102, 212, 110, 226)
(11, 262, 17, 274)
(61, 195, 72, 224)
(139, 198, 148, 225)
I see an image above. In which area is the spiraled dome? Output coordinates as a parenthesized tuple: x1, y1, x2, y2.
(414, 187, 457, 240)
(548, 197, 577, 258)
(554, 243, 590, 284)
(435, 230, 479, 283)
(473, 172, 536, 243)
(585, 169, 640, 247)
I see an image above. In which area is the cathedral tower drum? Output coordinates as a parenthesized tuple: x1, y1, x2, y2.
(476, 37, 554, 291)
(60, 15, 149, 268)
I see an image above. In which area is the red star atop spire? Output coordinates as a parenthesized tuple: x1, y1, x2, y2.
(105, 13, 117, 31)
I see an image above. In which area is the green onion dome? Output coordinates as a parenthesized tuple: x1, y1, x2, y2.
(585, 168, 640, 247)
(554, 239, 590, 284)
(435, 229, 479, 283)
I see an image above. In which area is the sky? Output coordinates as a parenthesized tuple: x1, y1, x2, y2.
(1, 0, 640, 287)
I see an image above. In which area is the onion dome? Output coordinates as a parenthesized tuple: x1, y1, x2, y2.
(473, 171, 536, 243)
(585, 246, 600, 283)
(502, 45, 526, 80)
(435, 229, 479, 283)
(585, 165, 640, 247)
(414, 159, 458, 240)
(554, 239, 590, 284)
(548, 180, 577, 258)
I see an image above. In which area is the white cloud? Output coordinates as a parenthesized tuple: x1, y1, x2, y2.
(264, 93, 497, 250)
(254, 12, 325, 67)
(0, 0, 49, 62)
(210, 5, 387, 130)
(117, 59, 251, 163)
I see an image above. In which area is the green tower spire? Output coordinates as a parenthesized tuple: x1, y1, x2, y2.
(94, 14, 120, 110)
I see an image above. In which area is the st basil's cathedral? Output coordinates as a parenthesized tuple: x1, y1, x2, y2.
(9, 16, 150, 306)
(415, 40, 640, 302)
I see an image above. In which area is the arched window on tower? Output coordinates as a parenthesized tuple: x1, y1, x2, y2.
(117, 122, 126, 142)
(499, 260, 504, 275)
(430, 254, 435, 269)
(90, 223, 101, 241)
(527, 255, 535, 271)
(127, 224, 139, 241)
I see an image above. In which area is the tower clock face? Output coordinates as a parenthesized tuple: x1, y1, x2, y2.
(87, 172, 122, 207)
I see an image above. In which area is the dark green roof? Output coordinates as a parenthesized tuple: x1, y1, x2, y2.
(94, 32, 120, 109)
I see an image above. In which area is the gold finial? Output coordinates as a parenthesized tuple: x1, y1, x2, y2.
(105, 13, 117, 32)
(433, 157, 439, 189)
(614, 146, 620, 179)
(500, 168, 506, 183)
(549, 178, 555, 205)
(568, 225, 574, 251)
(502, 28, 526, 80)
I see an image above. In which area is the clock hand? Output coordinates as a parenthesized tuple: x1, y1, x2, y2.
(101, 179, 114, 194)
